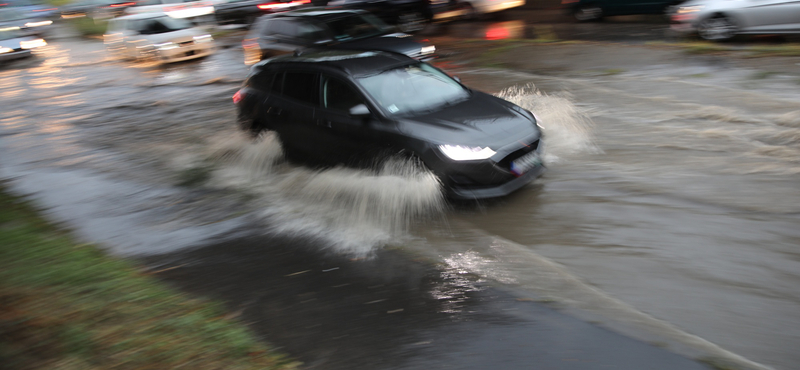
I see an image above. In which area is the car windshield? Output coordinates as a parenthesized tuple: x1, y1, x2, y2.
(358, 63, 469, 116)
(323, 13, 388, 41)
(131, 16, 192, 34)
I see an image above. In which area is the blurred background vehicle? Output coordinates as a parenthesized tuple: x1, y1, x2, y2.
(124, 0, 216, 25)
(0, 0, 59, 22)
(460, 0, 524, 19)
(104, 12, 215, 62)
(213, 0, 309, 27)
(326, 0, 468, 33)
(0, 27, 46, 61)
(60, 0, 138, 20)
(242, 7, 435, 64)
(671, 0, 800, 40)
(562, 0, 685, 21)
(0, 7, 53, 37)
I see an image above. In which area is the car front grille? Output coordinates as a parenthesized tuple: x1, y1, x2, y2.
(178, 41, 194, 47)
(497, 139, 540, 171)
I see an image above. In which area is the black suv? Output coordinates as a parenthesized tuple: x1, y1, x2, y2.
(242, 8, 435, 64)
(233, 50, 545, 199)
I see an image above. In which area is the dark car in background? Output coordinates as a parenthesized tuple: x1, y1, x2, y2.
(59, 0, 138, 19)
(327, 0, 468, 32)
(563, 0, 684, 21)
(233, 50, 545, 199)
(242, 8, 435, 64)
(214, 0, 309, 26)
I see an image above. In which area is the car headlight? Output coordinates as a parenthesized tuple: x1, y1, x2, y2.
(0, 47, 13, 54)
(421, 45, 435, 55)
(439, 144, 496, 161)
(193, 34, 213, 43)
(155, 42, 178, 50)
(677, 5, 704, 14)
(25, 20, 53, 28)
(20, 38, 47, 49)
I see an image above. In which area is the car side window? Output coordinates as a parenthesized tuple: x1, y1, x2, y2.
(268, 19, 295, 38)
(321, 75, 364, 112)
(281, 71, 319, 105)
(252, 71, 274, 92)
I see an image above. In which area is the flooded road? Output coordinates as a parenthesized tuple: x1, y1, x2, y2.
(2, 20, 800, 370)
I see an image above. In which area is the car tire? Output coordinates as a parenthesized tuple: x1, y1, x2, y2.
(573, 4, 602, 21)
(397, 11, 427, 33)
(698, 14, 737, 41)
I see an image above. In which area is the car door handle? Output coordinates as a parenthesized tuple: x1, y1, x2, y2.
(266, 107, 282, 116)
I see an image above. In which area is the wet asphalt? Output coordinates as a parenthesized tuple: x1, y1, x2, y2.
(142, 235, 712, 370)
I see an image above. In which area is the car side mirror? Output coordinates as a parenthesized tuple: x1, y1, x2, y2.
(453, 75, 461, 83)
(349, 104, 370, 117)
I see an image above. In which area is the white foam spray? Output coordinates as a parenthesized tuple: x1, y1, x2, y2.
(203, 131, 446, 255)
(496, 83, 601, 162)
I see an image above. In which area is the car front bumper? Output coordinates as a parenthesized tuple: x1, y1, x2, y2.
(156, 42, 215, 63)
(0, 49, 33, 62)
(448, 163, 544, 199)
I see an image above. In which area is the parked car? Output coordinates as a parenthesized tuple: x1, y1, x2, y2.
(562, 0, 685, 21)
(233, 50, 545, 199)
(327, 0, 469, 33)
(124, 0, 216, 24)
(0, 0, 59, 22)
(0, 7, 53, 37)
(60, 0, 138, 19)
(0, 28, 47, 62)
(104, 13, 215, 63)
(214, 0, 309, 26)
(671, 0, 800, 40)
(242, 8, 435, 64)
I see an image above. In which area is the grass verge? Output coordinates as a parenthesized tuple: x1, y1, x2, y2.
(0, 181, 299, 370)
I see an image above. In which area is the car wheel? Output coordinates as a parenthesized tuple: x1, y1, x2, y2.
(397, 11, 426, 33)
(574, 4, 602, 21)
(698, 14, 737, 41)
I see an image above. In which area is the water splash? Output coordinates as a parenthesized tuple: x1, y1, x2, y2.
(496, 83, 600, 162)
(202, 131, 445, 255)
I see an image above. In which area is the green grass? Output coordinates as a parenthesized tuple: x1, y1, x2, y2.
(0, 182, 299, 370)
(67, 17, 109, 37)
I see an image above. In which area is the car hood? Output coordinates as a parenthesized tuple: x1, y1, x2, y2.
(397, 91, 540, 149)
(141, 28, 202, 44)
(0, 36, 32, 48)
(336, 33, 423, 57)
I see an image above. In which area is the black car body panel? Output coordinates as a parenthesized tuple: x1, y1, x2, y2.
(244, 8, 434, 63)
(214, 0, 308, 26)
(235, 50, 544, 200)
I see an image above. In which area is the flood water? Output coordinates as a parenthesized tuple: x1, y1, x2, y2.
(2, 24, 799, 370)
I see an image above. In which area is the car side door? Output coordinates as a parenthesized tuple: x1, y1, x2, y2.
(737, 0, 800, 32)
(314, 73, 386, 166)
(261, 69, 322, 157)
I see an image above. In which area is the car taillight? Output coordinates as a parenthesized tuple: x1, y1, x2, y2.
(233, 90, 244, 104)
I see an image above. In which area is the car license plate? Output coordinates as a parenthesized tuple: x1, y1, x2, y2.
(510, 151, 541, 176)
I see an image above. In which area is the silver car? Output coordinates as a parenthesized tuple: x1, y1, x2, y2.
(672, 0, 800, 40)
